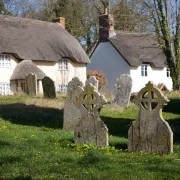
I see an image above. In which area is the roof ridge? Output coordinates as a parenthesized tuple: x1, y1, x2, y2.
(0, 14, 61, 29)
(114, 30, 153, 36)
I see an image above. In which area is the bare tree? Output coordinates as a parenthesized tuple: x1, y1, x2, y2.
(0, 0, 40, 17)
(0, 0, 11, 14)
(137, 0, 180, 90)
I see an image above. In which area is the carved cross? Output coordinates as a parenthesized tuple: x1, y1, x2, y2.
(74, 83, 106, 111)
(134, 81, 169, 111)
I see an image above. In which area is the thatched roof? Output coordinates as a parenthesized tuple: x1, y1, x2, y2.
(108, 31, 166, 68)
(10, 60, 46, 80)
(0, 15, 90, 64)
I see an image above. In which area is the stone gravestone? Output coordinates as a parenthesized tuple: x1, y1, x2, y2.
(26, 73, 37, 96)
(86, 76, 99, 90)
(128, 81, 173, 154)
(113, 74, 132, 108)
(74, 83, 108, 147)
(42, 76, 56, 98)
(63, 77, 83, 131)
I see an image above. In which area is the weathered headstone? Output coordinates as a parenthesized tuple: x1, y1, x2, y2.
(113, 74, 132, 108)
(42, 76, 56, 98)
(74, 83, 108, 147)
(86, 76, 99, 90)
(128, 81, 173, 154)
(26, 73, 37, 96)
(63, 77, 83, 131)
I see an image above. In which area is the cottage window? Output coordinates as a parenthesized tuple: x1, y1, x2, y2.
(58, 84, 67, 93)
(167, 68, 170, 77)
(0, 54, 11, 68)
(0, 83, 12, 95)
(58, 58, 68, 70)
(141, 64, 148, 77)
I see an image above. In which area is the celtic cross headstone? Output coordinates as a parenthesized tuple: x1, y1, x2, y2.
(128, 81, 173, 154)
(74, 83, 108, 147)
(63, 77, 83, 131)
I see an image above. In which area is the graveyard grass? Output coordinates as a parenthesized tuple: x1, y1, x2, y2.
(1, 93, 180, 180)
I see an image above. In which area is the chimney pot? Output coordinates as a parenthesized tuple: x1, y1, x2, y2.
(104, 8, 108, 14)
(53, 17, 65, 29)
(99, 14, 116, 42)
(60, 17, 65, 29)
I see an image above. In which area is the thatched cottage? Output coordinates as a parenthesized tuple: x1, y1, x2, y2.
(0, 15, 90, 95)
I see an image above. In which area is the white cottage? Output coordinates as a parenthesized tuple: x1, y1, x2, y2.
(87, 12, 172, 92)
(0, 15, 90, 95)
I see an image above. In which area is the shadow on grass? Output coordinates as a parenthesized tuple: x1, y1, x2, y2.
(101, 116, 133, 137)
(164, 98, 180, 114)
(0, 103, 63, 129)
(0, 156, 22, 165)
(101, 115, 180, 145)
(0, 140, 11, 148)
(101, 116, 133, 149)
(163, 98, 180, 143)
(7, 177, 32, 180)
(110, 140, 128, 150)
(168, 118, 180, 143)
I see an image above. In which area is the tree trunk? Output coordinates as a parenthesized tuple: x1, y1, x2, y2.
(171, 74, 179, 90)
(86, 31, 92, 50)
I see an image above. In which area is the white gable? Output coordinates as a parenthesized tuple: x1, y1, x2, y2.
(88, 42, 130, 90)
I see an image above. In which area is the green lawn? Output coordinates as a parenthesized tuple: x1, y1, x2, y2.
(0, 95, 180, 180)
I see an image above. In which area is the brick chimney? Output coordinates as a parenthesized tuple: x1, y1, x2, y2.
(99, 9, 116, 42)
(53, 17, 65, 29)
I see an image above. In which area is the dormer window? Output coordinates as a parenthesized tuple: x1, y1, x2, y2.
(141, 64, 148, 77)
(58, 57, 68, 70)
(167, 68, 170, 77)
(0, 54, 11, 68)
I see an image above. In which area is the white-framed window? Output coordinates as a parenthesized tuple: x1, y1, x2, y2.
(0, 54, 11, 68)
(57, 84, 67, 93)
(58, 58, 68, 70)
(141, 64, 148, 77)
(167, 68, 170, 77)
(0, 83, 12, 95)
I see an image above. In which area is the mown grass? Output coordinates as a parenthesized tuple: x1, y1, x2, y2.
(0, 93, 180, 180)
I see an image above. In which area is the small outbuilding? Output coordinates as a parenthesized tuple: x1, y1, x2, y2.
(10, 60, 46, 93)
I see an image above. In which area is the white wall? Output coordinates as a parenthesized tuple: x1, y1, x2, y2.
(71, 61, 87, 84)
(0, 55, 18, 82)
(130, 65, 172, 92)
(88, 42, 130, 90)
(34, 60, 86, 92)
(0, 55, 18, 94)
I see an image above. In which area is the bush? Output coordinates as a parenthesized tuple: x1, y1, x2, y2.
(87, 70, 108, 90)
